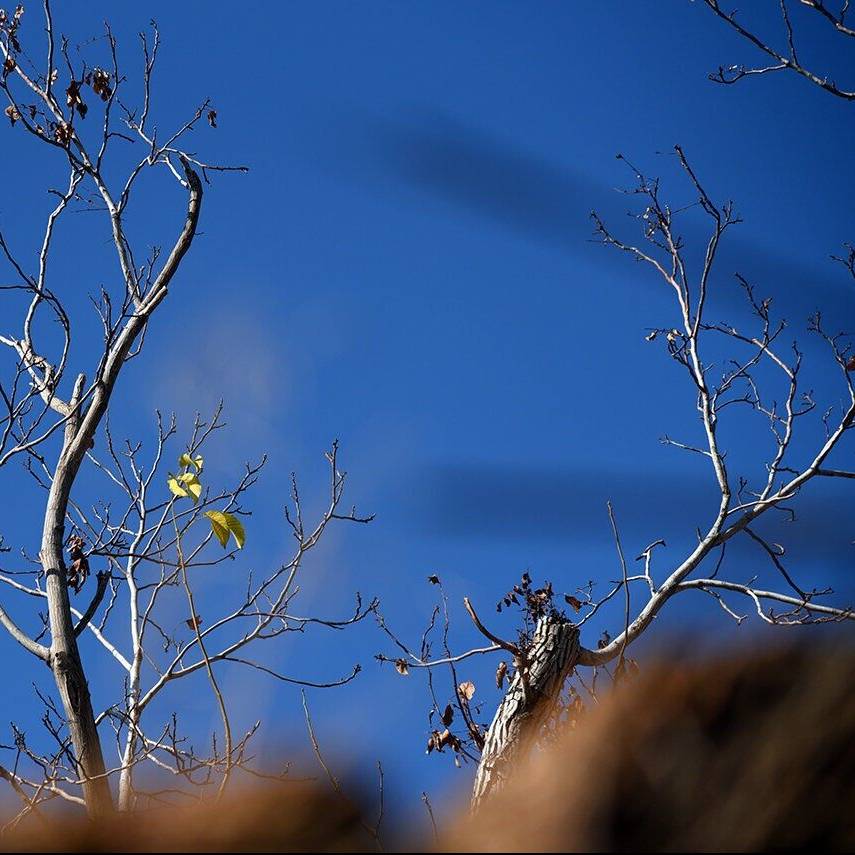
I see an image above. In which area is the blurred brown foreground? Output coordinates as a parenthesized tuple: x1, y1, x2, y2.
(3, 643, 853, 852)
(448, 643, 855, 852)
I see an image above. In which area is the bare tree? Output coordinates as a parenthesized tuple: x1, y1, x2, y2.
(378, 10, 855, 809)
(701, 0, 855, 100)
(0, 4, 372, 821)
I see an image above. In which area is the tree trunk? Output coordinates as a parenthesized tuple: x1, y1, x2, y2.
(40, 403, 114, 818)
(471, 615, 580, 811)
(42, 511, 113, 817)
(117, 726, 137, 812)
(35, 164, 201, 818)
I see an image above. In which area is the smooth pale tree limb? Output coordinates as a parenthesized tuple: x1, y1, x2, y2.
(0, 603, 49, 661)
(30, 161, 202, 818)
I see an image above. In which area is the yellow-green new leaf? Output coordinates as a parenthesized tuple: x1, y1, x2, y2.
(179, 472, 202, 504)
(167, 475, 187, 500)
(205, 510, 246, 549)
(205, 511, 230, 547)
(224, 513, 246, 549)
(178, 452, 204, 472)
(167, 471, 202, 504)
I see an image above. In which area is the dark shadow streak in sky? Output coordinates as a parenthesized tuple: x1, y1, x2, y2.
(371, 111, 602, 252)
(414, 462, 854, 576)
(326, 109, 853, 328)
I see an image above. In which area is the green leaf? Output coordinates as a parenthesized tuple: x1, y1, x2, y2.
(204, 510, 246, 549)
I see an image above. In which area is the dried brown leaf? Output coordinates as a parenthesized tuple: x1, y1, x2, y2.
(564, 594, 582, 612)
(91, 68, 111, 101)
(185, 614, 204, 631)
(458, 680, 475, 701)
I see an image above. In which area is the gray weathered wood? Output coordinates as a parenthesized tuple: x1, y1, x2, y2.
(471, 614, 580, 810)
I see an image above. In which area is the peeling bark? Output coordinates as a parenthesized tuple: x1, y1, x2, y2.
(471, 614, 580, 811)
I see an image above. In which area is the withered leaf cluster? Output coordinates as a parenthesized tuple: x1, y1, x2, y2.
(496, 571, 561, 622)
(66, 534, 90, 594)
(65, 79, 85, 116)
(91, 67, 110, 100)
(64, 68, 111, 121)
(53, 119, 71, 146)
(426, 727, 462, 755)
(0, 5, 25, 53)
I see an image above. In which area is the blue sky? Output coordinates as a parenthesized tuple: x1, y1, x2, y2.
(1, 0, 853, 833)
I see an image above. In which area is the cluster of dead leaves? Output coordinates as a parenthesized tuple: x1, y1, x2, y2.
(497, 572, 576, 628)
(3, 67, 114, 142)
(66, 534, 90, 594)
(3, 63, 114, 150)
(91, 67, 110, 100)
(4, 100, 37, 126)
(53, 119, 71, 145)
(423, 681, 479, 767)
(65, 68, 111, 119)
(0, 5, 25, 53)
(426, 727, 461, 755)
(425, 681, 479, 767)
(3, 102, 59, 145)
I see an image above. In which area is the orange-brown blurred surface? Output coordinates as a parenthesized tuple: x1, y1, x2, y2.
(2, 782, 372, 853)
(448, 643, 855, 852)
(3, 644, 853, 852)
